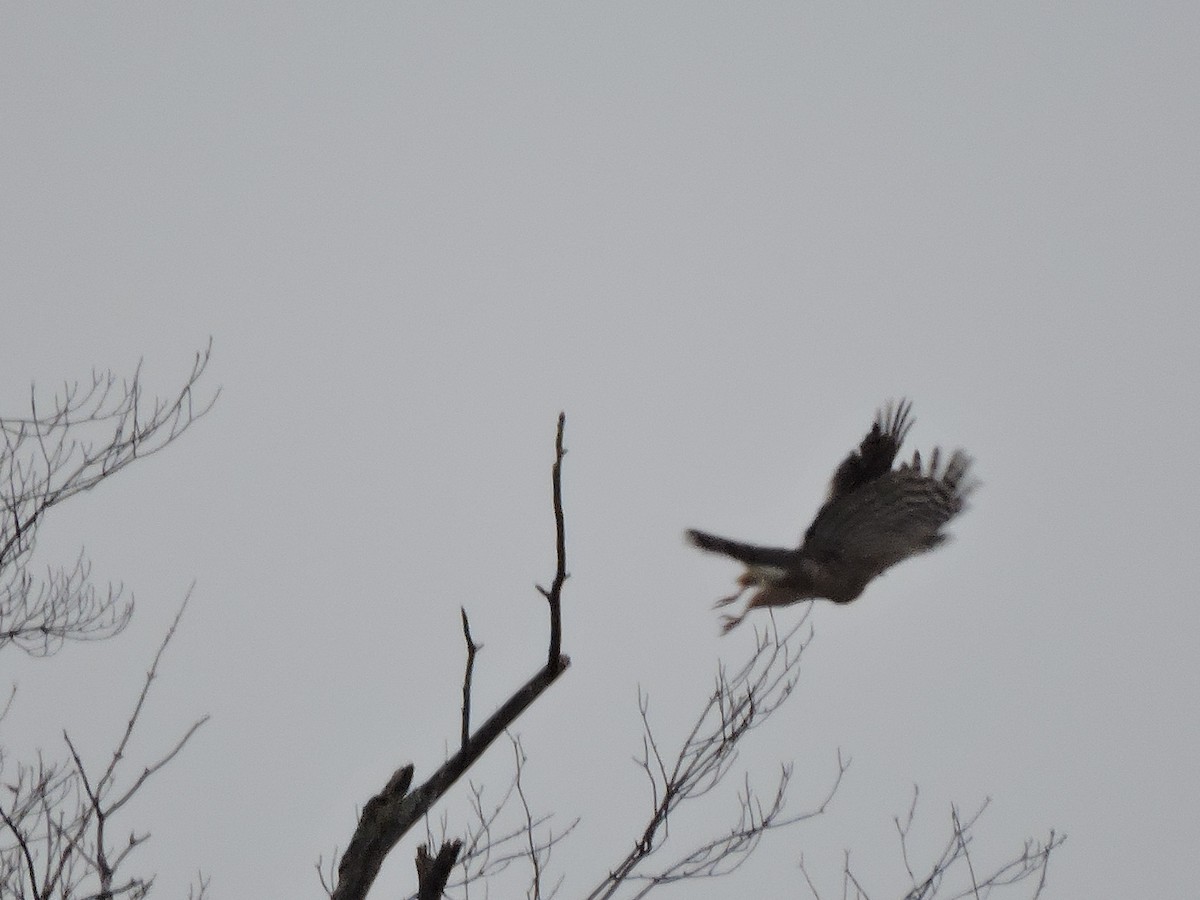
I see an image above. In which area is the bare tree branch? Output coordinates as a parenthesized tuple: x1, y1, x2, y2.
(801, 787, 1065, 900)
(331, 413, 572, 900)
(0, 594, 207, 900)
(951, 805, 981, 899)
(0, 350, 213, 900)
(0, 342, 217, 657)
(425, 741, 578, 900)
(584, 609, 846, 900)
(536, 412, 567, 669)
(510, 736, 543, 900)
(416, 841, 462, 900)
(460, 609, 480, 752)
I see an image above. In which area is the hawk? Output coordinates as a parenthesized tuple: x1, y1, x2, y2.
(687, 400, 975, 633)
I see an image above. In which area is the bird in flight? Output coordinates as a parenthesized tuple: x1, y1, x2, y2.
(687, 400, 975, 633)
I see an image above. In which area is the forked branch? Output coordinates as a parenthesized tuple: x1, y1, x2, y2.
(0, 342, 217, 656)
(798, 787, 1064, 899)
(330, 413, 571, 900)
(584, 609, 846, 900)
(0, 593, 208, 900)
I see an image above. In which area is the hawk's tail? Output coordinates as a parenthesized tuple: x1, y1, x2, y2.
(685, 530, 795, 568)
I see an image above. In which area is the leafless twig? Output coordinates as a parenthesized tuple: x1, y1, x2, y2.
(426, 743, 578, 900)
(802, 786, 1064, 899)
(584, 608, 846, 900)
(0, 594, 208, 900)
(460, 609, 481, 752)
(1, 343, 217, 656)
(536, 412, 567, 669)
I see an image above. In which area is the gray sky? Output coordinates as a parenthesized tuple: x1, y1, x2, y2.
(3, 4, 1198, 897)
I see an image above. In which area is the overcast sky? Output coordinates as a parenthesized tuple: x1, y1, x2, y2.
(2, 4, 1198, 898)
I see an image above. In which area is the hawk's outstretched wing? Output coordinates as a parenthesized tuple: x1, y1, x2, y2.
(801, 446, 974, 575)
(824, 399, 913, 501)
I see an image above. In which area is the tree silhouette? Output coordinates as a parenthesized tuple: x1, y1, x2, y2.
(0, 345, 216, 899)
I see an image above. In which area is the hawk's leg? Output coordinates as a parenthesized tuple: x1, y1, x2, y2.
(712, 588, 747, 609)
(720, 612, 746, 633)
